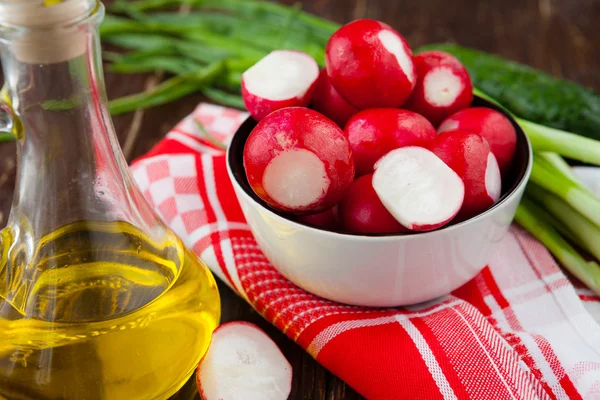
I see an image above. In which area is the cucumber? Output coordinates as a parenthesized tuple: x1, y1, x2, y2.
(417, 43, 600, 141)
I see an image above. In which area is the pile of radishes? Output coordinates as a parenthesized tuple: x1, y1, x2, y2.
(242, 19, 517, 234)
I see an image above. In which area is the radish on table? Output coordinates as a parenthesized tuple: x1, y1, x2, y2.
(196, 322, 292, 400)
(372, 147, 465, 231)
(431, 130, 502, 220)
(438, 107, 517, 173)
(325, 19, 416, 109)
(344, 108, 437, 176)
(405, 50, 473, 126)
(244, 107, 355, 214)
(339, 174, 407, 234)
(242, 50, 319, 121)
(311, 69, 359, 127)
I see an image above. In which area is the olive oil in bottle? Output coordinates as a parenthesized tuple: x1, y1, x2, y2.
(0, 1, 222, 399)
(0, 222, 220, 400)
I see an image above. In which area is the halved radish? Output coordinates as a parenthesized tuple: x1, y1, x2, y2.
(405, 50, 473, 126)
(325, 19, 416, 109)
(339, 174, 407, 234)
(297, 207, 340, 230)
(344, 108, 437, 176)
(311, 69, 359, 128)
(372, 147, 464, 231)
(438, 107, 517, 173)
(242, 50, 320, 121)
(196, 322, 292, 400)
(431, 130, 502, 220)
(244, 107, 355, 214)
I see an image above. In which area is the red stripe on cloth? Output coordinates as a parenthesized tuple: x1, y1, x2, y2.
(532, 334, 584, 400)
(411, 317, 471, 398)
(173, 127, 225, 151)
(212, 156, 246, 223)
(195, 155, 236, 289)
(452, 272, 493, 316)
(296, 309, 401, 349)
(426, 303, 532, 399)
(316, 320, 445, 400)
(580, 294, 600, 303)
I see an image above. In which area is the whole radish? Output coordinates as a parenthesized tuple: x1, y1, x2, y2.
(325, 19, 416, 109)
(242, 50, 320, 121)
(438, 107, 517, 173)
(197, 322, 292, 400)
(373, 147, 465, 231)
(405, 50, 473, 126)
(338, 174, 407, 234)
(344, 108, 436, 176)
(430, 130, 502, 220)
(297, 207, 340, 230)
(311, 69, 359, 128)
(244, 107, 355, 214)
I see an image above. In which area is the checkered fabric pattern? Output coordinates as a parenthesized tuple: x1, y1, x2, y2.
(131, 103, 600, 400)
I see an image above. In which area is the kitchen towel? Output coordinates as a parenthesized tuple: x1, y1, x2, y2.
(131, 103, 600, 400)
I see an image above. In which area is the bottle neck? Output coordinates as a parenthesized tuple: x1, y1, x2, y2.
(0, 3, 154, 234)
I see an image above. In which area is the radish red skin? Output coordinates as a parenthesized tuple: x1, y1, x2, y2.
(311, 69, 359, 128)
(405, 51, 473, 126)
(430, 130, 502, 220)
(242, 50, 319, 121)
(325, 19, 416, 110)
(344, 108, 437, 176)
(438, 107, 517, 174)
(244, 107, 355, 214)
(339, 174, 407, 234)
(297, 207, 340, 230)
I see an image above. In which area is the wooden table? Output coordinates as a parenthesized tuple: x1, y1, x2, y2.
(1, 0, 599, 398)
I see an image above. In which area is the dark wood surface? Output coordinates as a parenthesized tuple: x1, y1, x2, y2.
(1, 0, 599, 399)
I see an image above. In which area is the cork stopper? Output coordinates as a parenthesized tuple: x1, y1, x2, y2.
(0, 0, 98, 64)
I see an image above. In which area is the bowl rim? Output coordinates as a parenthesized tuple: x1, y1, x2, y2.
(226, 97, 533, 241)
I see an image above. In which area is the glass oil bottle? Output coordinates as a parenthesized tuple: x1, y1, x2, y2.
(0, 1, 221, 399)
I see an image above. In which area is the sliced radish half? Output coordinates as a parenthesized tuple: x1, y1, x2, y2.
(405, 50, 473, 126)
(242, 50, 320, 121)
(244, 107, 355, 214)
(372, 147, 465, 231)
(197, 322, 292, 400)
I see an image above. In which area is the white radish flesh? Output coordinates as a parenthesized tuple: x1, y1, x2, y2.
(197, 322, 292, 400)
(372, 147, 465, 231)
(242, 50, 319, 121)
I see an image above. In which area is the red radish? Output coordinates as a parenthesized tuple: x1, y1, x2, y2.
(196, 322, 292, 400)
(430, 130, 502, 220)
(297, 207, 340, 230)
(242, 50, 319, 121)
(339, 174, 407, 234)
(438, 107, 517, 173)
(404, 50, 473, 126)
(325, 19, 416, 109)
(244, 107, 355, 214)
(311, 69, 359, 127)
(372, 147, 464, 231)
(344, 108, 437, 176)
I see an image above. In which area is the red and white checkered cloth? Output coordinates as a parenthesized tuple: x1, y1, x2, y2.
(131, 103, 600, 400)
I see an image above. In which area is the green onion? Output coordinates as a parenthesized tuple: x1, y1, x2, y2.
(529, 158, 600, 227)
(108, 61, 224, 116)
(527, 183, 600, 261)
(515, 198, 600, 295)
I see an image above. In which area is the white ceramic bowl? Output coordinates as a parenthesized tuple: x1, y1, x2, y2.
(227, 97, 532, 307)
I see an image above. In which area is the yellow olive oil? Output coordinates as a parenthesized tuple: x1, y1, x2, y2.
(0, 221, 221, 400)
